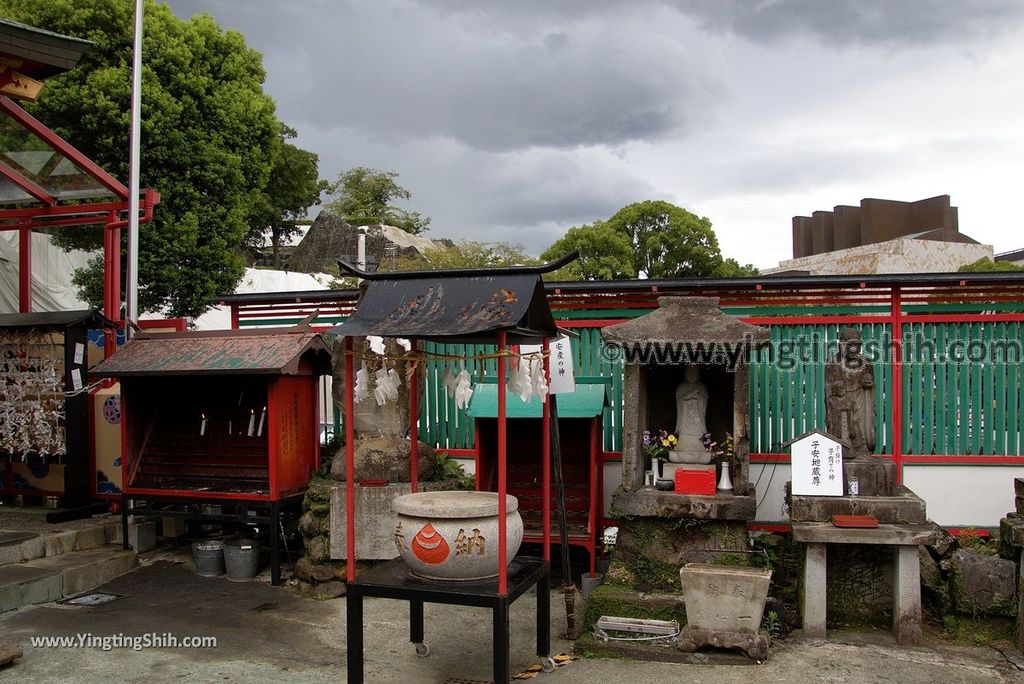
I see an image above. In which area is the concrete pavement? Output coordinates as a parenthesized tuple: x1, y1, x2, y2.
(0, 559, 1021, 683)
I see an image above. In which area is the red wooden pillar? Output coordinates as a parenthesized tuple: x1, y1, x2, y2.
(344, 336, 356, 581)
(18, 227, 30, 312)
(497, 330, 508, 595)
(542, 338, 551, 562)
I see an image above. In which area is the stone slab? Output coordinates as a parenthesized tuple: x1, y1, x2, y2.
(893, 545, 923, 645)
(1014, 477, 1024, 499)
(0, 564, 62, 614)
(610, 490, 756, 521)
(791, 522, 939, 546)
(676, 627, 770, 660)
(22, 548, 137, 597)
(331, 483, 412, 560)
(1016, 496, 1024, 516)
(790, 488, 926, 524)
(843, 459, 897, 497)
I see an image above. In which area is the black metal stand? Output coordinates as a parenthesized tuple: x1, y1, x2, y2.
(119, 493, 301, 585)
(346, 556, 550, 684)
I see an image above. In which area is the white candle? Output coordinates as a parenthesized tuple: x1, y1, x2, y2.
(247, 409, 255, 437)
(228, 420, 232, 435)
(200, 414, 207, 436)
(257, 406, 266, 437)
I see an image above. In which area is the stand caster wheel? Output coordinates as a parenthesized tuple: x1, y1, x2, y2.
(414, 642, 430, 657)
(540, 657, 555, 673)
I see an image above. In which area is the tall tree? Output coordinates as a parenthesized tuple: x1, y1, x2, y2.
(542, 200, 759, 280)
(246, 125, 329, 269)
(325, 166, 430, 234)
(0, 0, 281, 316)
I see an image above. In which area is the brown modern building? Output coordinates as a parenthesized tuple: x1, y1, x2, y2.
(792, 195, 977, 259)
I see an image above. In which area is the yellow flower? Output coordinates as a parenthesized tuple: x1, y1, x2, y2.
(660, 438, 669, 447)
(668, 435, 678, 446)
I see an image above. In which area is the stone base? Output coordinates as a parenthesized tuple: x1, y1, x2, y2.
(843, 459, 897, 497)
(331, 483, 411, 560)
(611, 489, 756, 521)
(790, 487, 926, 524)
(676, 627, 770, 660)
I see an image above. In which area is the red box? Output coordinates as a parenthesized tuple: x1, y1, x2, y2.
(674, 465, 717, 495)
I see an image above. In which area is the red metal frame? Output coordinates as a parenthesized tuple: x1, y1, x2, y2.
(497, 330, 508, 594)
(542, 338, 551, 562)
(0, 95, 159, 335)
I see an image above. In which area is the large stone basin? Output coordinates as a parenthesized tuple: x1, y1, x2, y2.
(392, 491, 523, 581)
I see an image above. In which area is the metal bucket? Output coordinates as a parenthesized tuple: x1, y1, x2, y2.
(222, 538, 260, 582)
(191, 540, 225, 577)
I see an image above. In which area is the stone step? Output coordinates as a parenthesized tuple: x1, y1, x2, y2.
(0, 547, 137, 613)
(0, 519, 121, 567)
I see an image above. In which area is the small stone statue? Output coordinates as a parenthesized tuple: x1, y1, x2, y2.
(669, 365, 711, 464)
(825, 328, 876, 459)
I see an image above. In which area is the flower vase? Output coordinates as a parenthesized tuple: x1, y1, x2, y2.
(653, 458, 662, 481)
(717, 461, 733, 492)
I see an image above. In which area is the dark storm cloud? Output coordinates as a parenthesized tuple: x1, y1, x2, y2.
(165, 0, 724, 152)
(671, 0, 1024, 47)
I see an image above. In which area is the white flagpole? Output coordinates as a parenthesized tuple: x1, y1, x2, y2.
(126, 0, 143, 336)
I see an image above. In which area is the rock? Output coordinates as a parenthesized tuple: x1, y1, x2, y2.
(925, 519, 957, 558)
(919, 545, 950, 614)
(309, 563, 336, 583)
(330, 435, 437, 483)
(333, 563, 348, 580)
(331, 335, 411, 437)
(950, 549, 1017, 617)
(305, 477, 334, 505)
(294, 557, 315, 582)
(311, 580, 347, 600)
(298, 512, 321, 538)
(306, 535, 330, 564)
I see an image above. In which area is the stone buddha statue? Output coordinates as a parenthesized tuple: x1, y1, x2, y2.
(825, 328, 876, 459)
(668, 365, 712, 464)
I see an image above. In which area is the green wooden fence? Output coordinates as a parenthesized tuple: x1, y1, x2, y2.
(349, 312, 1024, 458)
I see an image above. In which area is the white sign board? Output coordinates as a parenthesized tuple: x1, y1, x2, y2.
(548, 335, 575, 395)
(521, 335, 575, 395)
(790, 431, 843, 496)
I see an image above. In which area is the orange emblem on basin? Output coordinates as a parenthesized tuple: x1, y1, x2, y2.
(411, 523, 450, 565)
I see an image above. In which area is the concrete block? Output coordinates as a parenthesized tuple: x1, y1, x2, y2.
(893, 545, 923, 645)
(0, 565, 62, 613)
(790, 488, 926, 524)
(0, 544, 21, 566)
(801, 543, 827, 638)
(73, 524, 109, 551)
(111, 521, 156, 552)
(43, 531, 76, 557)
(19, 535, 45, 562)
(24, 549, 137, 597)
(843, 459, 897, 497)
(331, 483, 411, 560)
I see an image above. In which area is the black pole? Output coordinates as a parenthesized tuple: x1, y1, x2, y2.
(549, 394, 578, 638)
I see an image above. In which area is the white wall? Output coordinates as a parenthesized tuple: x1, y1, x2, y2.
(903, 465, 1024, 528)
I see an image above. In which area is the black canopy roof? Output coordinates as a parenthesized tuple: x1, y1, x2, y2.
(0, 309, 113, 330)
(328, 255, 575, 343)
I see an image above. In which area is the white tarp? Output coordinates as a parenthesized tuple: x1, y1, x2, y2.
(0, 231, 93, 314)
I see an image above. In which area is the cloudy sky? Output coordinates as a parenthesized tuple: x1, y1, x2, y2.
(165, 0, 1024, 268)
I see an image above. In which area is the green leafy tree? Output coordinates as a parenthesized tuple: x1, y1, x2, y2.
(325, 167, 430, 235)
(541, 221, 636, 280)
(959, 257, 1024, 273)
(246, 124, 329, 269)
(0, 0, 281, 316)
(542, 200, 759, 280)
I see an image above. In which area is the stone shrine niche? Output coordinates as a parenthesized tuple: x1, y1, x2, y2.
(644, 362, 734, 463)
(601, 296, 768, 502)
